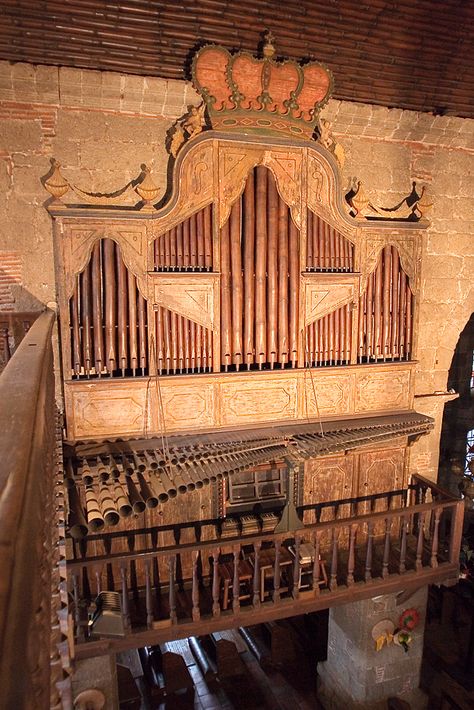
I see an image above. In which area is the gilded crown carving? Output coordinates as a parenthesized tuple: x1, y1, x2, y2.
(192, 33, 333, 140)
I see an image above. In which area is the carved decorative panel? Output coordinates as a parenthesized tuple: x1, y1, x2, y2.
(303, 454, 355, 520)
(219, 375, 299, 426)
(151, 273, 219, 330)
(302, 273, 358, 325)
(355, 368, 411, 413)
(300, 372, 354, 417)
(217, 146, 264, 228)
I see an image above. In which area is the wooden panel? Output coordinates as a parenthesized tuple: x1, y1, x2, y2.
(151, 273, 219, 330)
(358, 446, 406, 497)
(219, 375, 299, 426)
(64, 362, 416, 441)
(300, 372, 354, 417)
(303, 454, 354, 521)
(355, 367, 412, 413)
(302, 273, 359, 326)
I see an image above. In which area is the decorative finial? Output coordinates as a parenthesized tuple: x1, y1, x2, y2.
(135, 165, 160, 209)
(263, 30, 276, 58)
(44, 159, 69, 201)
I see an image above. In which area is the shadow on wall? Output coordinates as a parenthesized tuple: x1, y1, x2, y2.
(438, 312, 474, 496)
(0, 274, 46, 372)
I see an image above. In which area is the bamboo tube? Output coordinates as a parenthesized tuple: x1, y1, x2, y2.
(81, 263, 92, 376)
(80, 459, 93, 486)
(374, 256, 383, 358)
(91, 242, 104, 375)
(267, 172, 278, 368)
(165, 228, 171, 270)
(116, 249, 128, 375)
(322, 314, 328, 363)
(153, 237, 159, 270)
(137, 471, 159, 508)
(308, 321, 314, 366)
(243, 170, 255, 368)
(162, 307, 171, 373)
(184, 315, 191, 371)
(230, 198, 243, 369)
(329, 225, 336, 271)
(278, 199, 289, 366)
(96, 455, 109, 481)
(204, 204, 212, 270)
(390, 248, 399, 358)
(138, 291, 147, 374)
(328, 310, 335, 364)
(114, 480, 133, 517)
(366, 271, 374, 359)
(190, 212, 198, 268)
(127, 272, 138, 375)
(255, 166, 267, 368)
(220, 218, 232, 369)
(315, 319, 321, 364)
(345, 304, 351, 362)
(85, 485, 105, 532)
(202, 323, 208, 372)
(196, 323, 202, 371)
(158, 467, 178, 498)
(382, 245, 391, 360)
(170, 227, 177, 270)
(183, 219, 190, 268)
(288, 216, 299, 367)
(405, 285, 412, 360)
(125, 475, 146, 513)
(144, 451, 158, 469)
(197, 208, 205, 270)
(158, 231, 165, 268)
(70, 288, 81, 376)
(399, 270, 407, 359)
(103, 239, 117, 374)
(313, 214, 320, 270)
(176, 223, 184, 268)
(320, 219, 327, 270)
(306, 208, 313, 269)
(170, 311, 178, 373)
(155, 307, 164, 374)
(190, 319, 196, 371)
(67, 478, 88, 540)
(148, 471, 169, 503)
(177, 314, 185, 372)
(334, 228, 341, 271)
(99, 484, 120, 526)
(207, 328, 213, 371)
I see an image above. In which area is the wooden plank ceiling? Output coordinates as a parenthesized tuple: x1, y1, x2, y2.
(0, 0, 473, 118)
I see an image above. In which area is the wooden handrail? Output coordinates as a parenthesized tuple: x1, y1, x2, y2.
(68, 494, 461, 569)
(0, 310, 57, 710)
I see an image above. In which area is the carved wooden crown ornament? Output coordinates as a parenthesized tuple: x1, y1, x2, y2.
(191, 32, 333, 140)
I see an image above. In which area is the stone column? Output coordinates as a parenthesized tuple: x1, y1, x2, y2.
(318, 588, 428, 709)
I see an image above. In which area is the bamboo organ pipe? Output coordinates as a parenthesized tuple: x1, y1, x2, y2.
(243, 170, 255, 369)
(230, 198, 243, 369)
(255, 166, 267, 368)
(267, 171, 278, 368)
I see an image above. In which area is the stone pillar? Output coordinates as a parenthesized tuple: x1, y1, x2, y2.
(318, 588, 428, 709)
(72, 654, 119, 710)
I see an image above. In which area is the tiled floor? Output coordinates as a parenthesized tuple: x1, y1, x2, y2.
(146, 633, 322, 710)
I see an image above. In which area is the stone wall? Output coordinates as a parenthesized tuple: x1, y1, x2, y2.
(1, 60, 473, 479)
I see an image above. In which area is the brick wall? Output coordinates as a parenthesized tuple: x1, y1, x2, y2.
(0, 59, 473, 478)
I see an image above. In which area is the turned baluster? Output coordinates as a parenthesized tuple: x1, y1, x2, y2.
(273, 539, 282, 602)
(292, 535, 301, 599)
(431, 507, 442, 568)
(212, 549, 221, 618)
(93, 564, 102, 596)
(347, 524, 358, 586)
(192, 550, 200, 621)
(399, 515, 408, 574)
(252, 541, 261, 608)
(120, 562, 131, 631)
(416, 511, 426, 571)
(382, 517, 392, 578)
(145, 559, 153, 629)
(168, 555, 177, 624)
(312, 530, 322, 596)
(330, 528, 339, 591)
(232, 545, 240, 614)
(365, 521, 374, 581)
(72, 572, 84, 641)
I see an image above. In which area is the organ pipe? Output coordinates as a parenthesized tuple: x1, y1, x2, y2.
(154, 205, 213, 271)
(69, 239, 148, 379)
(305, 210, 354, 272)
(154, 307, 212, 375)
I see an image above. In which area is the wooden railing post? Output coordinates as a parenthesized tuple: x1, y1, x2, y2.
(273, 538, 281, 602)
(292, 535, 301, 599)
(312, 529, 322, 596)
(347, 523, 358, 586)
(382, 517, 392, 578)
(365, 521, 374, 581)
(145, 559, 154, 629)
(430, 507, 442, 568)
(212, 548, 221, 618)
(330, 528, 339, 590)
(232, 545, 241, 614)
(120, 562, 131, 631)
(449, 500, 464, 566)
(192, 550, 201, 621)
(399, 515, 408, 574)
(252, 540, 261, 608)
(168, 554, 177, 624)
(415, 512, 426, 571)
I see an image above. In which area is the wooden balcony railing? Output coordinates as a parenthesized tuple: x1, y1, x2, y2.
(68, 475, 464, 659)
(0, 311, 38, 373)
(0, 310, 71, 710)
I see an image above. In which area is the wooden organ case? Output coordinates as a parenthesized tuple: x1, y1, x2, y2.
(47, 36, 432, 533)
